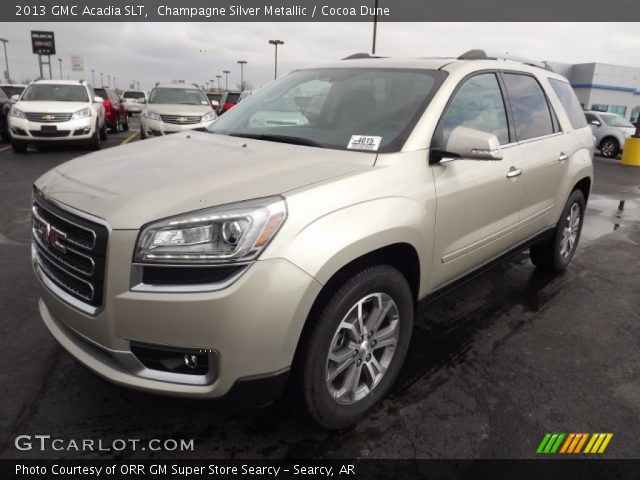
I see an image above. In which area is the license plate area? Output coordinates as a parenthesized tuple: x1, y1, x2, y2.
(41, 125, 57, 132)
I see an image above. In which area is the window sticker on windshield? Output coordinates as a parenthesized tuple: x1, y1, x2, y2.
(347, 135, 382, 151)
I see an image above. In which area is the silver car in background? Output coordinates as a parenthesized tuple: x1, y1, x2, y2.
(121, 90, 148, 116)
(585, 110, 636, 158)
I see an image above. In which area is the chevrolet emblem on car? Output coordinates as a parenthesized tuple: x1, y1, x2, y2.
(42, 114, 55, 121)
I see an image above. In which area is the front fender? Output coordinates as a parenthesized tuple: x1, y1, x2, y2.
(276, 197, 435, 298)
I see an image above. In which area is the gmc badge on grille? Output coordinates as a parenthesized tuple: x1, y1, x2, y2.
(33, 215, 67, 254)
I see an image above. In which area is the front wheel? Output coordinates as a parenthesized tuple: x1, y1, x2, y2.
(99, 121, 108, 141)
(599, 138, 620, 158)
(299, 265, 414, 429)
(530, 190, 585, 272)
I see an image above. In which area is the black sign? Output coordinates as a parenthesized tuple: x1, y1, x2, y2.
(31, 30, 56, 55)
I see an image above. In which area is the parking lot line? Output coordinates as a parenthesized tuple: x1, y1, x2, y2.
(121, 132, 139, 145)
(0, 145, 12, 152)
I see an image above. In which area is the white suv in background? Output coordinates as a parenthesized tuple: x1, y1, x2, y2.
(8, 80, 107, 153)
(140, 84, 217, 139)
(121, 89, 148, 115)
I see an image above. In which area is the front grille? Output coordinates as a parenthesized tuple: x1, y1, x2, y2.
(30, 130, 70, 138)
(32, 192, 109, 310)
(160, 114, 202, 125)
(25, 112, 73, 123)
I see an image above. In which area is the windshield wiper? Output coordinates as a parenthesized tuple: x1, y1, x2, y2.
(228, 133, 325, 148)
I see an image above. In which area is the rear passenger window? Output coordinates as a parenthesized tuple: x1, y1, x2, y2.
(548, 78, 587, 129)
(435, 73, 509, 147)
(503, 74, 555, 141)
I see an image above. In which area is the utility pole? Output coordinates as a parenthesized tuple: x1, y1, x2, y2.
(371, 0, 379, 55)
(223, 70, 230, 91)
(216, 75, 222, 91)
(268, 40, 284, 80)
(0, 38, 10, 82)
(58, 58, 62, 79)
(237, 60, 247, 91)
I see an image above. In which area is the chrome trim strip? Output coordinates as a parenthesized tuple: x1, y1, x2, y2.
(33, 229, 95, 277)
(35, 248, 95, 301)
(33, 246, 99, 316)
(34, 190, 112, 234)
(129, 263, 251, 293)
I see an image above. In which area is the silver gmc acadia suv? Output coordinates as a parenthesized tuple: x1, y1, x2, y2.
(32, 50, 594, 429)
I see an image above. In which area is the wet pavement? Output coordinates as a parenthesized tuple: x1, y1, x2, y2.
(0, 139, 639, 459)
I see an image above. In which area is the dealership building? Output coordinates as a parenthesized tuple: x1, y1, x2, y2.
(547, 61, 640, 124)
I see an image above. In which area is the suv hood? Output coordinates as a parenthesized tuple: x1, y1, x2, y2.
(145, 103, 212, 116)
(15, 101, 89, 113)
(35, 132, 375, 229)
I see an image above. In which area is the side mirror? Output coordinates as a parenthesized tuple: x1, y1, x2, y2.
(10, 94, 19, 102)
(444, 126, 503, 160)
(94, 96, 103, 103)
(589, 120, 601, 127)
(136, 98, 146, 104)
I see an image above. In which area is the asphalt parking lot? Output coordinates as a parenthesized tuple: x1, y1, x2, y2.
(0, 127, 639, 459)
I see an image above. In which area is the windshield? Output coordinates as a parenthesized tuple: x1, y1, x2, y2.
(209, 68, 446, 152)
(207, 93, 222, 102)
(601, 113, 634, 128)
(223, 93, 241, 104)
(149, 87, 209, 105)
(21, 84, 89, 102)
(123, 91, 145, 99)
(1, 86, 24, 98)
(93, 88, 107, 99)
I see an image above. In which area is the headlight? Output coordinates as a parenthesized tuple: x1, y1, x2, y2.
(201, 111, 216, 122)
(71, 107, 91, 119)
(134, 196, 286, 264)
(9, 107, 25, 119)
(143, 110, 161, 121)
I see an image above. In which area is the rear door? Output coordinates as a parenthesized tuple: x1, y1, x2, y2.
(429, 72, 525, 289)
(501, 73, 567, 238)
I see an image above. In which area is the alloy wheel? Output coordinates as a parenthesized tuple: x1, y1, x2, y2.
(560, 202, 581, 259)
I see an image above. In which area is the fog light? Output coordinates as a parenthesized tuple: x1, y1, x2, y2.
(184, 353, 198, 369)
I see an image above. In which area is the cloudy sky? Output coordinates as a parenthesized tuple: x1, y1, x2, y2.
(1, 22, 638, 90)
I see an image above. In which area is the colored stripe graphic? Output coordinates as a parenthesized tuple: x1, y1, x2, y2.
(538, 433, 613, 454)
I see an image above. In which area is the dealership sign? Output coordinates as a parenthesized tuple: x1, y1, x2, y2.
(31, 31, 56, 55)
(70, 54, 84, 72)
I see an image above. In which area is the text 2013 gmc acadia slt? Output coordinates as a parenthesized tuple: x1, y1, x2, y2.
(32, 51, 594, 429)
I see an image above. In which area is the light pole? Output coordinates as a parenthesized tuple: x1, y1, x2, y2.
(209, 79, 215, 92)
(0, 38, 10, 83)
(91, 69, 95, 85)
(371, 0, 379, 55)
(216, 75, 222, 91)
(100, 72, 103, 87)
(58, 58, 62, 79)
(113, 76, 116, 89)
(268, 40, 284, 80)
(223, 70, 230, 91)
(107, 74, 110, 88)
(237, 60, 247, 91)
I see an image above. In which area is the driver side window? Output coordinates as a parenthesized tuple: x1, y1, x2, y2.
(434, 73, 510, 149)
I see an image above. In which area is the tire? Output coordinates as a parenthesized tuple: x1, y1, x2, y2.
(11, 141, 27, 153)
(109, 115, 119, 133)
(122, 114, 129, 131)
(530, 190, 586, 272)
(298, 265, 414, 429)
(89, 123, 101, 150)
(599, 137, 620, 158)
(99, 121, 108, 141)
(140, 126, 147, 140)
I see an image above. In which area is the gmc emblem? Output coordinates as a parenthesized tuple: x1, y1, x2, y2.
(33, 215, 67, 254)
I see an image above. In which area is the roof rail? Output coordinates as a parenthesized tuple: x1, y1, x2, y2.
(342, 53, 384, 60)
(457, 49, 550, 70)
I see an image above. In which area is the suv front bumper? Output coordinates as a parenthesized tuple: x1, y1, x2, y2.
(9, 116, 95, 143)
(141, 117, 214, 137)
(35, 230, 322, 400)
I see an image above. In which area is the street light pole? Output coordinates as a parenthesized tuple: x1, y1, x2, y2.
(371, 0, 379, 55)
(0, 38, 10, 83)
(216, 75, 222, 91)
(58, 58, 62, 79)
(91, 69, 95, 85)
(113, 76, 116, 89)
(107, 74, 110, 88)
(100, 72, 103, 87)
(223, 70, 230, 91)
(268, 40, 284, 80)
(237, 60, 247, 91)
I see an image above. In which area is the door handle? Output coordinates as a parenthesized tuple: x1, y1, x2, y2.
(558, 152, 569, 162)
(506, 166, 523, 179)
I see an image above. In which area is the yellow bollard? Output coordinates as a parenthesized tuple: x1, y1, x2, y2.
(621, 137, 640, 166)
